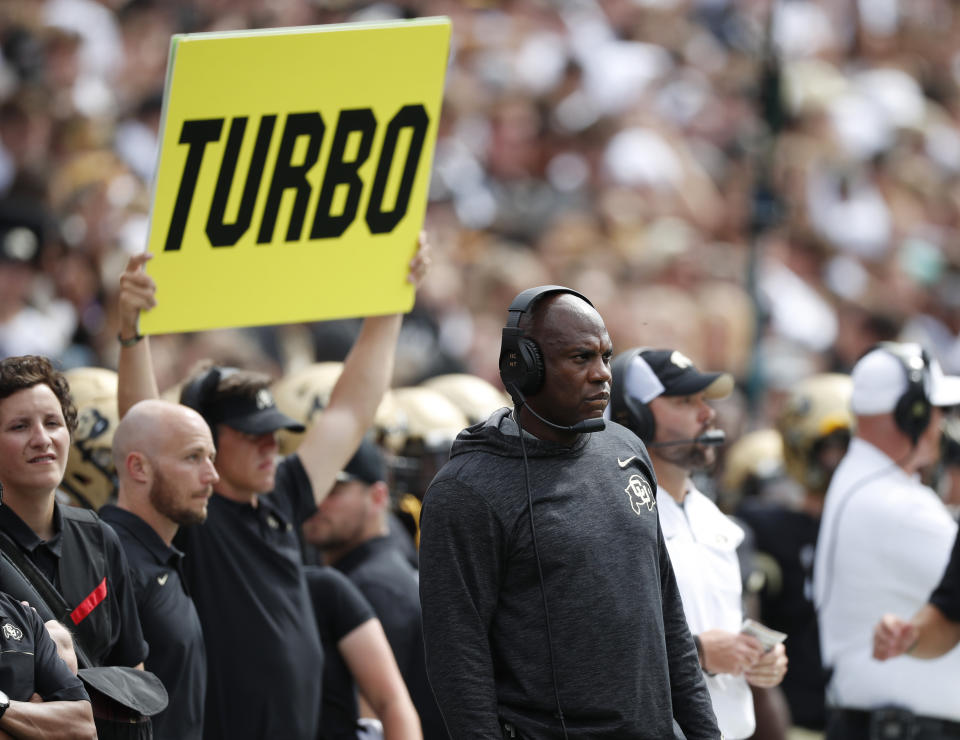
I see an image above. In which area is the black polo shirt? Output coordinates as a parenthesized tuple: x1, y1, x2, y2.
(931, 530, 960, 622)
(99, 505, 205, 740)
(0, 502, 147, 668)
(0, 590, 89, 702)
(305, 566, 376, 740)
(174, 455, 324, 740)
(334, 536, 447, 739)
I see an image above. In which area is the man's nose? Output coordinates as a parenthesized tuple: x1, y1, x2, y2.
(698, 400, 716, 424)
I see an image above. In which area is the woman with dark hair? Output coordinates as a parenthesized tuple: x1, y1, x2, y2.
(0, 355, 150, 734)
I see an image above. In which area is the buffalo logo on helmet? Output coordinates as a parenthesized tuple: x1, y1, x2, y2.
(61, 371, 120, 511)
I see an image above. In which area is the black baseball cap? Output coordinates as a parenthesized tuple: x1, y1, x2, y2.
(638, 349, 734, 400)
(336, 438, 386, 485)
(206, 388, 305, 435)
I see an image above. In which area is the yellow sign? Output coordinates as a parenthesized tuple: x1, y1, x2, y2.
(141, 18, 450, 335)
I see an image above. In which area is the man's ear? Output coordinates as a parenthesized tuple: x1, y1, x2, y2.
(126, 451, 151, 485)
(369, 481, 390, 510)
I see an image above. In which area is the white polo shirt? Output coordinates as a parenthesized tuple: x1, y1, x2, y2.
(658, 482, 754, 739)
(813, 437, 960, 720)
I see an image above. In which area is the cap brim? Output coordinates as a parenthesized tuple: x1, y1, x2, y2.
(931, 375, 960, 408)
(663, 371, 734, 400)
(78, 666, 169, 717)
(225, 408, 306, 435)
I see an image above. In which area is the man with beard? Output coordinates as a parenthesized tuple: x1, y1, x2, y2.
(301, 438, 444, 738)
(607, 348, 787, 740)
(99, 399, 219, 740)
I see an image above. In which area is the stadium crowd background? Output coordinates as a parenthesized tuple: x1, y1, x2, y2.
(2, 0, 960, 481)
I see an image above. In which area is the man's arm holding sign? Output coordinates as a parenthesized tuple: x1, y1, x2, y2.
(295, 232, 430, 503)
(117, 254, 160, 413)
(116, 233, 431, 506)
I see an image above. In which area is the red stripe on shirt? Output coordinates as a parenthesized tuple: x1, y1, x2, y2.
(70, 577, 107, 625)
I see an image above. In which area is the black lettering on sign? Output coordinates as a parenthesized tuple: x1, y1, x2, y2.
(206, 115, 276, 247)
(165, 119, 223, 252)
(164, 104, 432, 251)
(257, 112, 325, 244)
(366, 104, 429, 234)
(310, 108, 376, 239)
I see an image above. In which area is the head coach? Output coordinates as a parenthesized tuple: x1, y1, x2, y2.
(418, 285, 719, 739)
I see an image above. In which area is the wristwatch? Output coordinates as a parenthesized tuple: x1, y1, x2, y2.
(0, 689, 9, 720)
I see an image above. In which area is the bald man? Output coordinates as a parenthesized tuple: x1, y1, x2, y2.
(99, 400, 218, 740)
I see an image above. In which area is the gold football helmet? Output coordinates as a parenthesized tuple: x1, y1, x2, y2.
(60, 367, 120, 510)
(421, 373, 510, 425)
(776, 373, 854, 494)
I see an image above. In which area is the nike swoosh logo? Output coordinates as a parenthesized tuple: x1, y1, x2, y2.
(157, 574, 169, 586)
(618, 456, 637, 468)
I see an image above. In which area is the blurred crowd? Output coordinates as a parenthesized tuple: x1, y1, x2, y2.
(2, 0, 960, 417)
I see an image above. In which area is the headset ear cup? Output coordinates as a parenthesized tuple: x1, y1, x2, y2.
(624, 395, 656, 442)
(516, 337, 545, 396)
(894, 385, 931, 444)
(637, 402, 656, 443)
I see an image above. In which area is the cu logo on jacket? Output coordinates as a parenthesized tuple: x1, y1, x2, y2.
(625, 474, 655, 515)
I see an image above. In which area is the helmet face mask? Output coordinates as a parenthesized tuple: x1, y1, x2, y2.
(776, 373, 855, 495)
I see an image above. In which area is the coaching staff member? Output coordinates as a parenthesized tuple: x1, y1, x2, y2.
(116, 239, 430, 740)
(100, 400, 219, 740)
(814, 342, 960, 739)
(0, 590, 95, 739)
(419, 286, 719, 739)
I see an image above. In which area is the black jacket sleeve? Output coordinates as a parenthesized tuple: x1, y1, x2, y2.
(419, 479, 505, 739)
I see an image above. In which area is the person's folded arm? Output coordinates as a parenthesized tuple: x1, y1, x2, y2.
(0, 699, 96, 740)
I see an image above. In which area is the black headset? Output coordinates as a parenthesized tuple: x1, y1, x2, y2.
(499, 284, 595, 740)
(609, 348, 656, 442)
(499, 285, 592, 402)
(876, 342, 932, 445)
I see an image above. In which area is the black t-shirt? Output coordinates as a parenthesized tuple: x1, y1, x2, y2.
(931, 530, 960, 622)
(100, 505, 206, 740)
(305, 565, 376, 740)
(174, 455, 324, 740)
(334, 536, 446, 739)
(736, 500, 825, 730)
(0, 502, 147, 669)
(0, 590, 89, 702)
